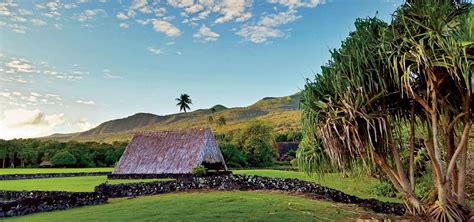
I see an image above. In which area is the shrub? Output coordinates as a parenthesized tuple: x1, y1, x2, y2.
(219, 142, 247, 168)
(275, 133, 288, 142)
(415, 173, 434, 199)
(50, 151, 77, 167)
(192, 165, 207, 176)
(372, 181, 397, 198)
(286, 150, 296, 158)
(232, 121, 275, 167)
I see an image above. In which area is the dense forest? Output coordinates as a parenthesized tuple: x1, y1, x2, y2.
(0, 139, 127, 168)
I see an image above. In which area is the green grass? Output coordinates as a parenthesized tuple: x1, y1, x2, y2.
(0, 168, 113, 175)
(4, 191, 369, 222)
(0, 176, 167, 192)
(234, 170, 399, 203)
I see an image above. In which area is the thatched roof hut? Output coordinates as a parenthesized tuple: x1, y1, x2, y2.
(39, 161, 53, 168)
(113, 128, 228, 174)
(274, 142, 299, 156)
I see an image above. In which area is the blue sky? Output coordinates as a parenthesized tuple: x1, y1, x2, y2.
(0, 0, 402, 139)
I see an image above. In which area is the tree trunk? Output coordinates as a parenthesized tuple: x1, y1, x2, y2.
(374, 152, 425, 214)
(443, 107, 458, 197)
(457, 91, 471, 206)
(429, 89, 448, 207)
(409, 103, 416, 192)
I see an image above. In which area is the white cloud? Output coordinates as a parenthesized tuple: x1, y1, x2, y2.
(184, 4, 204, 14)
(268, 0, 322, 9)
(0, 108, 65, 139)
(152, 20, 181, 37)
(0, 3, 12, 17)
(76, 100, 95, 105)
(5, 59, 35, 73)
(18, 8, 33, 16)
(131, 0, 148, 10)
(193, 25, 219, 41)
(119, 23, 129, 28)
(11, 16, 27, 23)
(30, 92, 41, 97)
(0, 91, 12, 99)
(30, 19, 47, 26)
(74, 118, 95, 131)
(236, 25, 283, 43)
(259, 9, 300, 27)
(64, 3, 77, 9)
(214, 0, 252, 24)
(77, 9, 106, 22)
(147, 47, 163, 55)
(167, 0, 194, 8)
(235, 6, 307, 43)
(117, 12, 128, 20)
(46, 2, 60, 11)
(102, 69, 124, 79)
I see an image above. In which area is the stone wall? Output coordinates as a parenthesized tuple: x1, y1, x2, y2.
(96, 174, 405, 216)
(0, 172, 110, 180)
(0, 191, 107, 217)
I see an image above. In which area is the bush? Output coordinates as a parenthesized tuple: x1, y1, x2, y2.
(219, 143, 247, 168)
(372, 181, 397, 198)
(232, 121, 275, 167)
(192, 165, 207, 176)
(415, 173, 434, 199)
(50, 151, 77, 167)
(287, 150, 296, 158)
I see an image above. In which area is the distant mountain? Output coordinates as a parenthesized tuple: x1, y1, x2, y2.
(41, 93, 301, 143)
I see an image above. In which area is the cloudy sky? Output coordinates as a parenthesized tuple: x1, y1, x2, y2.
(0, 0, 402, 139)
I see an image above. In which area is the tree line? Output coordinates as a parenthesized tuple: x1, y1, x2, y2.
(0, 139, 127, 168)
(0, 122, 302, 169)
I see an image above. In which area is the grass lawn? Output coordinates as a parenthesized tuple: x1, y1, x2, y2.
(0, 176, 168, 192)
(234, 170, 399, 203)
(4, 191, 373, 222)
(0, 168, 113, 175)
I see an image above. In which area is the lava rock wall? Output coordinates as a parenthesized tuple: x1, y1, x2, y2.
(0, 191, 107, 217)
(0, 172, 109, 180)
(96, 174, 406, 216)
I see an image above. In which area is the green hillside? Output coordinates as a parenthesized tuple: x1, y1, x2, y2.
(42, 94, 301, 143)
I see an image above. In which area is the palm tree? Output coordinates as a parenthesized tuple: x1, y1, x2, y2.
(176, 94, 192, 113)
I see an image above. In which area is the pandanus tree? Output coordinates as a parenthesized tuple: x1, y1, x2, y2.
(299, 0, 473, 220)
(176, 94, 192, 113)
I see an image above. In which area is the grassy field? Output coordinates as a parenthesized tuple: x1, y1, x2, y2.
(234, 170, 398, 203)
(0, 168, 113, 175)
(0, 176, 167, 192)
(5, 191, 374, 222)
(0, 168, 395, 202)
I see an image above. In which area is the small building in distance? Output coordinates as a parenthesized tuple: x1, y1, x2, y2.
(274, 142, 299, 161)
(39, 161, 54, 168)
(112, 128, 228, 175)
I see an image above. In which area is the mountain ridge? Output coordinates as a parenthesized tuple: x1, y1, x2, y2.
(41, 93, 301, 143)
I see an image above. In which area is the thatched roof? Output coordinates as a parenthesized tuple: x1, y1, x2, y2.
(39, 161, 53, 167)
(274, 142, 299, 156)
(113, 128, 228, 174)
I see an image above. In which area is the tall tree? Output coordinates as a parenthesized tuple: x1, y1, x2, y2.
(299, 1, 473, 220)
(176, 94, 192, 113)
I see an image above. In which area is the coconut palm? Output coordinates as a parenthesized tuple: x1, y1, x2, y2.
(176, 94, 192, 113)
(299, 1, 473, 220)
